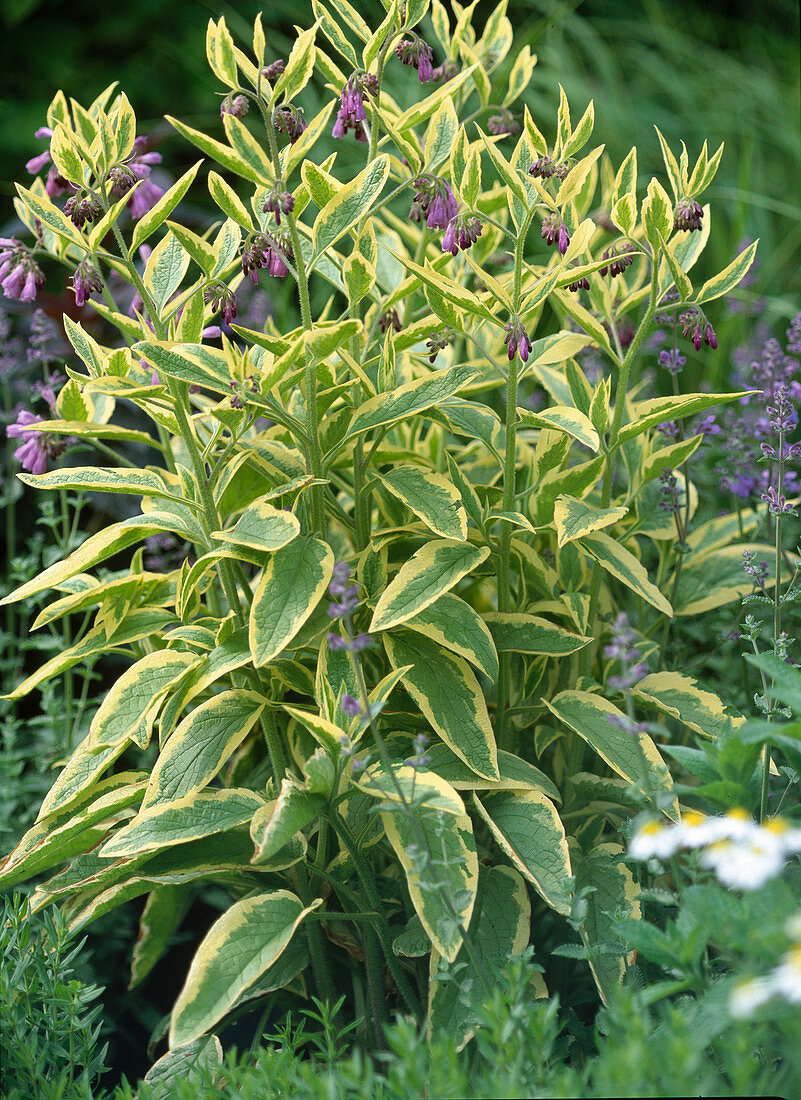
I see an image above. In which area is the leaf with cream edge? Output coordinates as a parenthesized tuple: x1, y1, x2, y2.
(99, 789, 266, 859)
(427, 865, 535, 1049)
(578, 532, 672, 615)
(384, 630, 499, 781)
(554, 496, 629, 547)
(250, 538, 334, 666)
(517, 406, 600, 453)
(212, 497, 300, 553)
(473, 790, 573, 915)
(632, 671, 745, 739)
(311, 155, 390, 262)
(16, 467, 188, 506)
(377, 768, 478, 963)
(544, 690, 678, 820)
(377, 466, 468, 541)
(404, 593, 499, 682)
(482, 612, 591, 656)
(170, 891, 323, 1048)
(90, 650, 198, 749)
(674, 542, 782, 616)
(250, 780, 325, 865)
(342, 364, 481, 442)
(370, 541, 489, 632)
(142, 690, 265, 808)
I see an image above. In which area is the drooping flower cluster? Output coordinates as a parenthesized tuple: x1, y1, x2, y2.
(567, 274, 590, 292)
(25, 126, 69, 197)
(241, 232, 293, 282)
(261, 59, 285, 82)
(425, 328, 455, 363)
(528, 155, 570, 181)
(70, 258, 103, 307)
(262, 187, 294, 226)
(332, 73, 378, 142)
(599, 241, 635, 278)
(442, 213, 483, 256)
(395, 37, 434, 82)
(203, 283, 237, 325)
(540, 213, 570, 254)
(273, 105, 307, 143)
(680, 308, 717, 351)
(110, 136, 165, 220)
(0, 239, 44, 303)
(487, 109, 520, 137)
(504, 318, 532, 363)
(63, 194, 103, 229)
(379, 309, 401, 334)
(7, 408, 67, 475)
(630, 809, 801, 890)
(410, 175, 458, 230)
(220, 93, 249, 119)
(673, 197, 704, 232)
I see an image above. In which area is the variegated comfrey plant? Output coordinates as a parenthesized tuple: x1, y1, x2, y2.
(1, 0, 778, 1059)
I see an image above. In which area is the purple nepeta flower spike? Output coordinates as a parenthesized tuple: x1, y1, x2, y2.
(341, 694, 362, 717)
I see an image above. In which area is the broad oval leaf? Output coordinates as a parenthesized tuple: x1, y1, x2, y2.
(377, 466, 467, 541)
(370, 541, 489, 633)
(170, 890, 322, 1048)
(212, 497, 300, 553)
(384, 630, 499, 781)
(404, 592, 499, 682)
(482, 612, 591, 656)
(632, 671, 745, 739)
(250, 537, 334, 666)
(473, 789, 573, 915)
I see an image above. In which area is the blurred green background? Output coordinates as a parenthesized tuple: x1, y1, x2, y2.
(1, 0, 799, 306)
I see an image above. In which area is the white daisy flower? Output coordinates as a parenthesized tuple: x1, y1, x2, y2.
(729, 976, 774, 1019)
(771, 946, 801, 1004)
(700, 830, 786, 890)
(676, 810, 742, 849)
(629, 819, 682, 861)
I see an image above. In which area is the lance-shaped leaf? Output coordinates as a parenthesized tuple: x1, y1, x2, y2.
(517, 405, 600, 452)
(131, 161, 203, 251)
(133, 341, 232, 395)
(90, 650, 198, 750)
(578, 532, 672, 615)
(377, 465, 467, 541)
(570, 841, 641, 1002)
(0, 777, 146, 889)
(250, 779, 325, 865)
(404, 592, 499, 682)
(554, 495, 628, 547)
(544, 690, 678, 819)
(384, 630, 499, 780)
(343, 364, 480, 442)
(483, 612, 591, 657)
(370, 541, 489, 633)
(17, 466, 187, 506)
(250, 537, 333, 666)
(142, 690, 265, 808)
(632, 671, 745, 738)
(170, 891, 323, 1048)
(311, 155, 389, 261)
(695, 239, 759, 305)
(427, 865, 533, 1049)
(212, 497, 300, 553)
(99, 789, 265, 859)
(675, 542, 781, 616)
(617, 391, 752, 445)
(376, 768, 478, 963)
(473, 789, 573, 915)
(3, 609, 175, 702)
(424, 743, 560, 801)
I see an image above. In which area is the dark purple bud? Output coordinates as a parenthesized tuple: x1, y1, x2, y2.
(379, 309, 402, 334)
(273, 106, 307, 143)
(425, 328, 456, 363)
(504, 318, 532, 363)
(203, 283, 237, 325)
(568, 276, 591, 292)
(221, 93, 249, 119)
(529, 156, 556, 179)
(262, 59, 285, 82)
(395, 37, 434, 82)
(673, 198, 704, 232)
(487, 109, 520, 137)
(263, 187, 295, 226)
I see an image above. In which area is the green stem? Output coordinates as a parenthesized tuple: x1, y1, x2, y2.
(583, 248, 662, 674)
(330, 815, 422, 1017)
